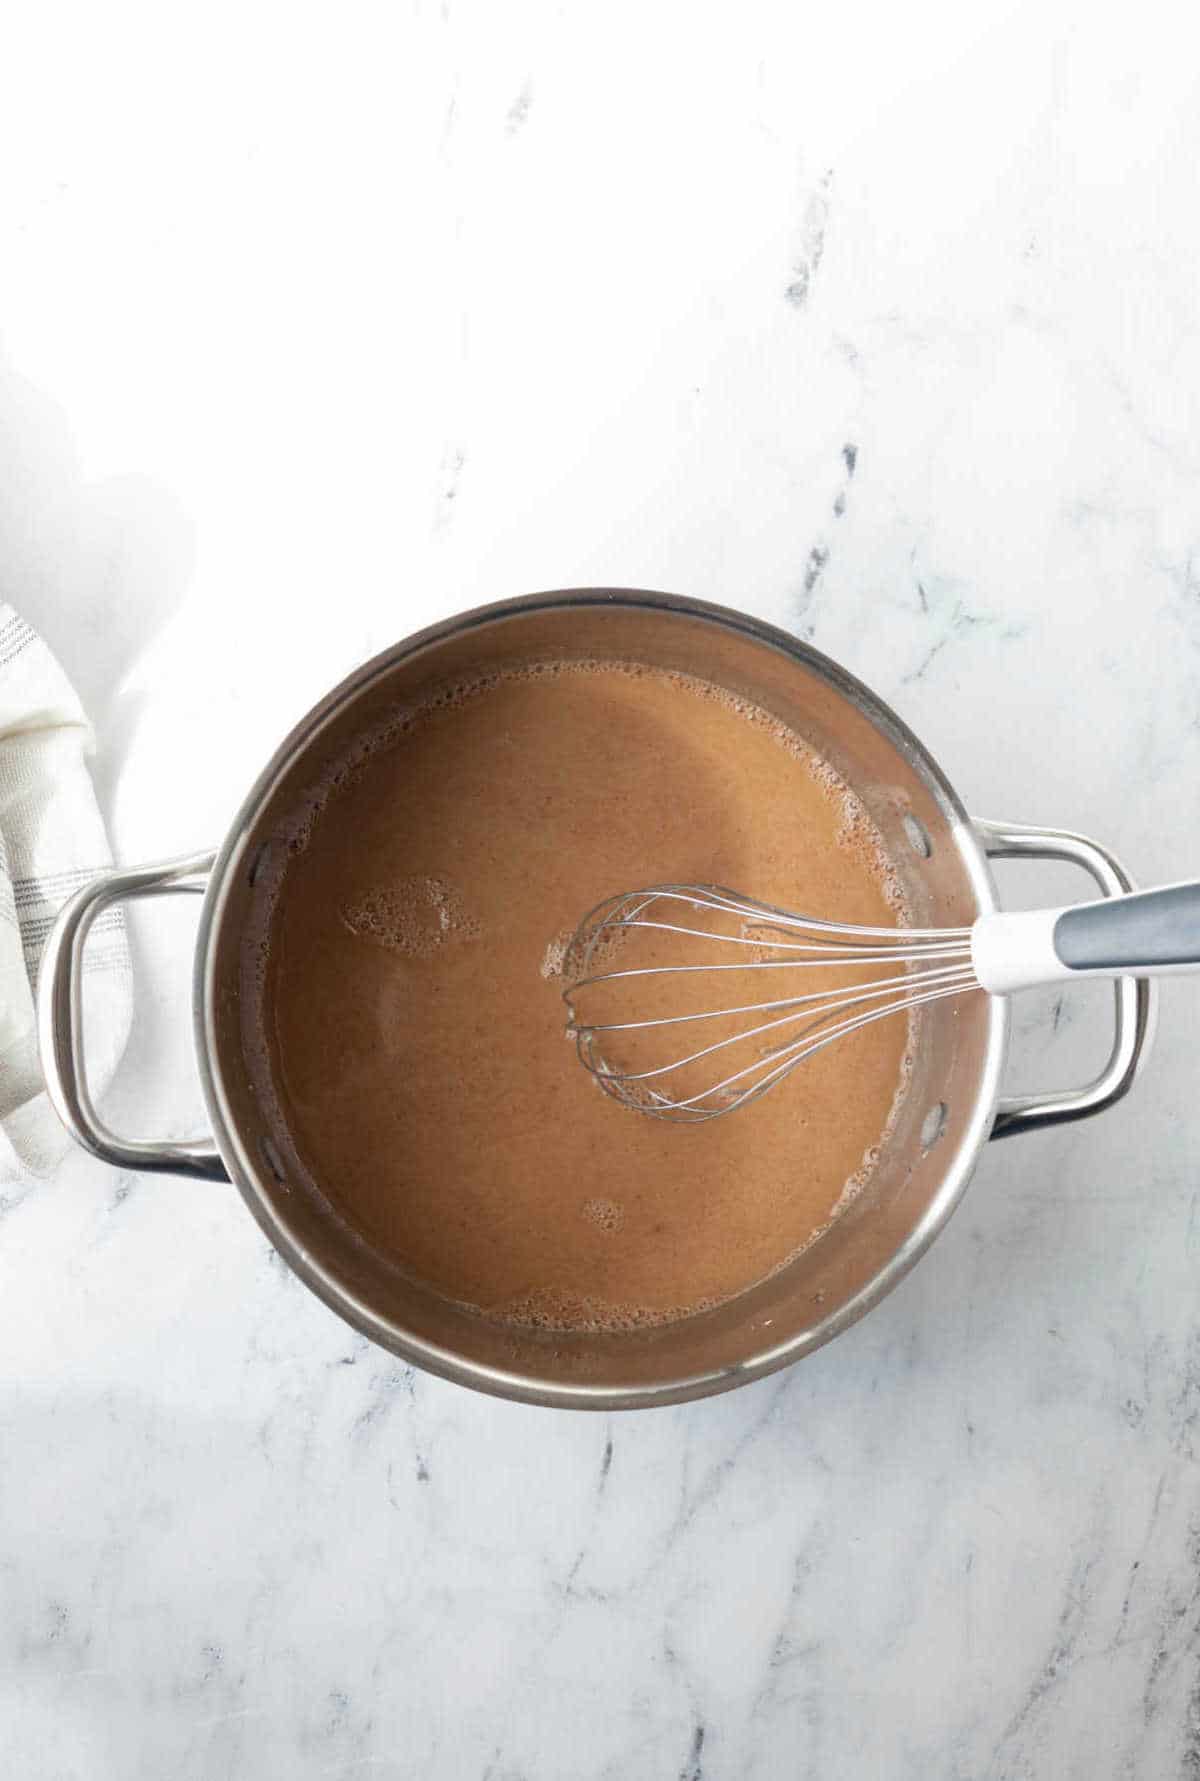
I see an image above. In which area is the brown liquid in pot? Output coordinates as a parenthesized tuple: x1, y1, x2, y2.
(253, 661, 911, 1331)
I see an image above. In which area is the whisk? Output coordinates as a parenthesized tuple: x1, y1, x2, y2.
(561, 880, 1200, 1122)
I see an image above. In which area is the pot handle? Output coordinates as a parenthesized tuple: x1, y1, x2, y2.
(976, 820, 1157, 1139)
(36, 850, 229, 1180)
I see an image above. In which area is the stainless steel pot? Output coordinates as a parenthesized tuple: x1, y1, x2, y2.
(37, 592, 1156, 1409)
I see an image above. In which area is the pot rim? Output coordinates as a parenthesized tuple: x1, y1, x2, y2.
(194, 589, 1007, 1409)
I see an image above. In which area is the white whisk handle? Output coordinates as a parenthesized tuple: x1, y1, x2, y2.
(972, 909, 1068, 994)
(972, 881, 1200, 995)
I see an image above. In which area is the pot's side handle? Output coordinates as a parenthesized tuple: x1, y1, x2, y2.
(976, 820, 1157, 1140)
(36, 851, 229, 1180)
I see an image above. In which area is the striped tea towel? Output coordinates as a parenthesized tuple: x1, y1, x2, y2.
(0, 604, 132, 1181)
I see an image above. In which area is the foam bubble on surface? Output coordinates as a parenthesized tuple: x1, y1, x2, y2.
(540, 928, 572, 979)
(341, 875, 481, 957)
(494, 1284, 716, 1334)
(580, 1197, 624, 1234)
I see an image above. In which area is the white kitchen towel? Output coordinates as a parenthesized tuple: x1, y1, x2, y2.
(0, 604, 132, 1181)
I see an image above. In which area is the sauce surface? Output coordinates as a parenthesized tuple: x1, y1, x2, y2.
(255, 661, 910, 1331)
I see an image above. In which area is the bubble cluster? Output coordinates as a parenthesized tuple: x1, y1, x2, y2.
(558, 911, 634, 987)
(495, 1285, 717, 1334)
(540, 928, 572, 979)
(341, 875, 481, 957)
(580, 1197, 624, 1234)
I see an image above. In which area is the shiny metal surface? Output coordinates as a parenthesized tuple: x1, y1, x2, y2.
(36, 851, 226, 1179)
(978, 820, 1156, 1138)
(38, 591, 1159, 1407)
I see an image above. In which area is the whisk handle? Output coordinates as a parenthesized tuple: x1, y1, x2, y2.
(973, 881, 1200, 994)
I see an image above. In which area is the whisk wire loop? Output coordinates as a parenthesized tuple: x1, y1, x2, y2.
(562, 884, 978, 1122)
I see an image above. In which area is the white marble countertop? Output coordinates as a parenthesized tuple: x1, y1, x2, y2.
(3, 3, 1200, 1776)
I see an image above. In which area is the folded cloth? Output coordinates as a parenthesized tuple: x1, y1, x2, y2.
(0, 604, 131, 1183)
